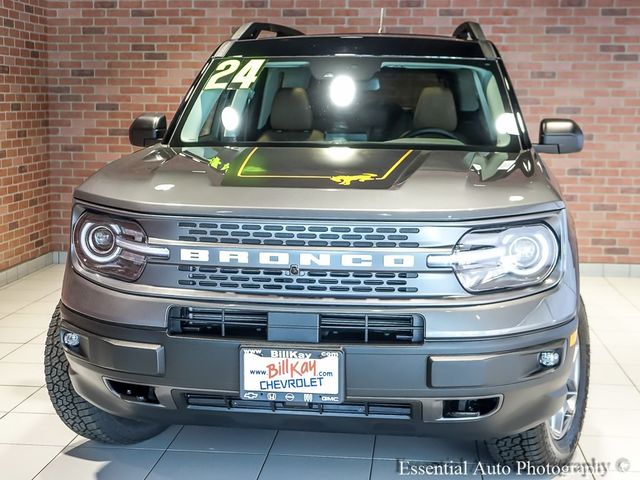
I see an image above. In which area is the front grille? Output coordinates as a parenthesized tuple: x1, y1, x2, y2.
(176, 221, 423, 248)
(168, 307, 425, 344)
(184, 394, 413, 419)
(176, 265, 420, 296)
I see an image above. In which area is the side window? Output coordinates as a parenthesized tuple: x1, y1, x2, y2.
(181, 90, 222, 142)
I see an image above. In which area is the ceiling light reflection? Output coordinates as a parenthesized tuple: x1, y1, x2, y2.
(221, 106, 240, 131)
(329, 75, 356, 107)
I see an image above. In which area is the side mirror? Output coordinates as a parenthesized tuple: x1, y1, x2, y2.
(129, 114, 167, 147)
(534, 118, 583, 154)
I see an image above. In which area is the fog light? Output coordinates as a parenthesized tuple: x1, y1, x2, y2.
(538, 351, 560, 368)
(62, 331, 80, 348)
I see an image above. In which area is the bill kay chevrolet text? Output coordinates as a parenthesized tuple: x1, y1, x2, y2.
(45, 22, 589, 466)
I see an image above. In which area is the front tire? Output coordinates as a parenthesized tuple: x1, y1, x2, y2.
(45, 304, 167, 444)
(486, 298, 590, 467)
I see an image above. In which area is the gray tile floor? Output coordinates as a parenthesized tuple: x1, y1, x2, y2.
(0, 265, 639, 479)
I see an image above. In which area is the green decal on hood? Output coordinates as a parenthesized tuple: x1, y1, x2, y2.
(208, 155, 230, 173)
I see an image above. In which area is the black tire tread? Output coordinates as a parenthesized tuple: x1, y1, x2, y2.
(487, 424, 561, 466)
(44, 304, 166, 444)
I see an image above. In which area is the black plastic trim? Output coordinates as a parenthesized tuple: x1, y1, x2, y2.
(232, 22, 304, 41)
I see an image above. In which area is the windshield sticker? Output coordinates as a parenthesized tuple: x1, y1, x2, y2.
(204, 58, 267, 90)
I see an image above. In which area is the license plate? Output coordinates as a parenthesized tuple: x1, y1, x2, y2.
(240, 347, 343, 404)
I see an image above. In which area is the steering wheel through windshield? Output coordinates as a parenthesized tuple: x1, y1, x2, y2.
(400, 128, 464, 142)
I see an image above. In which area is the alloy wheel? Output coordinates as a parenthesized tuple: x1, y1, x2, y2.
(547, 342, 581, 440)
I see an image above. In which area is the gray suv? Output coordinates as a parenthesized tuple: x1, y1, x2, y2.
(45, 22, 589, 467)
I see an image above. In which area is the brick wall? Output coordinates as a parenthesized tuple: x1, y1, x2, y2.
(0, 0, 49, 271)
(2, 0, 640, 270)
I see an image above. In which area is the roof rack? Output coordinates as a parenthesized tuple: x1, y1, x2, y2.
(452, 21, 487, 42)
(452, 21, 498, 59)
(231, 22, 304, 41)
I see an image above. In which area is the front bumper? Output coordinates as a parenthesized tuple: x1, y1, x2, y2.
(59, 303, 578, 439)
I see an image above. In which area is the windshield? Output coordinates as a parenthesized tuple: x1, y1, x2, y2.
(175, 56, 523, 151)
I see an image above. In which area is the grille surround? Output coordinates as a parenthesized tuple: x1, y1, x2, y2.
(138, 217, 469, 301)
(141, 219, 468, 299)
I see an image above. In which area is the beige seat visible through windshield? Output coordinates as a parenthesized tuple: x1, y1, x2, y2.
(259, 88, 324, 142)
(413, 85, 458, 132)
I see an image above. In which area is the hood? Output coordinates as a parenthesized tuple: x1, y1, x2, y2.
(74, 145, 564, 221)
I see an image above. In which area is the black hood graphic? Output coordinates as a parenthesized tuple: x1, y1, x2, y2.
(183, 146, 423, 190)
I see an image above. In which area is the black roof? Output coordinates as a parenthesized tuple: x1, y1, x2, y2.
(226, 34, 494, 59)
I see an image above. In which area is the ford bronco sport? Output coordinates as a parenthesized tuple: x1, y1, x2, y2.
(45, 22, 589, 466)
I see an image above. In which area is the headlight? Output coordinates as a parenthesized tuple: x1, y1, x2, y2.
(428, 224, 559, 292)
(73, 212, 169, 282)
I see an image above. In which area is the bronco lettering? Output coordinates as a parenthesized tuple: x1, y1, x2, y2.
(179, 248, 418, 269)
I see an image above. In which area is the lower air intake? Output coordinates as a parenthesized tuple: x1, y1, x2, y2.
(168, 307, 424, 344)
(168, 307, 268, 340)
(184, 394, 413, 419)
(319, 313, 424, 344)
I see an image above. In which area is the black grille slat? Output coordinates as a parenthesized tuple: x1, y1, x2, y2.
(176, 221, 428, 248)
(177, 266, 421, 297)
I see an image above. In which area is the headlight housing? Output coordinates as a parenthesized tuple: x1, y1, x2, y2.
(73, 212, 169, 282)
(428, 224, 559, 293)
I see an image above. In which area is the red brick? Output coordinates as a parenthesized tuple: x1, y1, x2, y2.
(1, 0, 639, 270)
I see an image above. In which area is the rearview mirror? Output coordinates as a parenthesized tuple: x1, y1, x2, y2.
(129, 114, 167, 147)
(534, 118, 583, 154)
